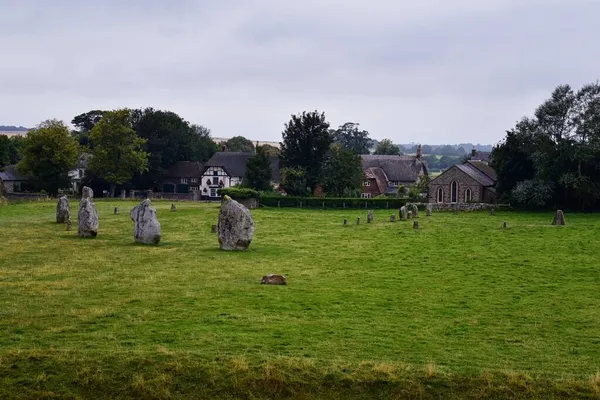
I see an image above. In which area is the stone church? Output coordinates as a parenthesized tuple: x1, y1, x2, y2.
(428, 160, 497, 204)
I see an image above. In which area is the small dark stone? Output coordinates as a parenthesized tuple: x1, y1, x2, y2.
(389, 214, 396, 222)
(490, 208, 495, 216)
(413, 221, 419, 229)
(503, 222, 507, 229)
(261, 274, 287, 285)
(114, 207, 118, 215)
(211, 224, 217, 233)
(367, 210, 374, 223)
(552, 210, 566, 226)
(171, 203, 177, 212)
(356, 217, 360, 225)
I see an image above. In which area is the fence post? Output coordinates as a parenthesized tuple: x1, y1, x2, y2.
(300, 201, 302, 208)
(278, 200, 280, 208)
(343, 202, 346, 209)
(387, 201, 389, 209)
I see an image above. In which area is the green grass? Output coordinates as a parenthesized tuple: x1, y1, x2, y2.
(1, 200, 600, 399)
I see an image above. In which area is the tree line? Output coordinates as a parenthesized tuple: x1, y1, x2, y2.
(490, 82, 600, 209)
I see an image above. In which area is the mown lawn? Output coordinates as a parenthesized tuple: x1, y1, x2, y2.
(1, 200, 600, 399)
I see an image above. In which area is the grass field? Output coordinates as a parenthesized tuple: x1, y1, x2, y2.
(1, 200, 600, 399)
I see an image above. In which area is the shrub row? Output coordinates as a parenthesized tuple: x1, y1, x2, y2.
(259, 195, 408, 209)
(217, 187, 260, 200)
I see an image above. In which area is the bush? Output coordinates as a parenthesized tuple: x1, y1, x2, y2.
(512, 179, 554, 207)
(218, 187, 260, 200)
(259, 195, 407, 209)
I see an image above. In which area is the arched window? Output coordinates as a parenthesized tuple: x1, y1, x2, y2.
(451, 181, 458, 203)
(465, 188, 472, 202)
(437, 187, 444, 203)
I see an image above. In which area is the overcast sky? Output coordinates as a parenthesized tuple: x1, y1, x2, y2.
(1, 0, 598, 144)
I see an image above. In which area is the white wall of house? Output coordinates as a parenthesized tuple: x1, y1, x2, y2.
(200, 167, 243, 198)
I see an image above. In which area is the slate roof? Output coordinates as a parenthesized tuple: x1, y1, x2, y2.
(0, 165, 30, 182)
(361, 155, 428, 183)
(471, 151, 491, 163)
(455, 164, 495, 187)
(468, 161, 497, 181)
(202, 152, 281, 182)
(364, 166, 389, 193)
(163, 161, 203, 178)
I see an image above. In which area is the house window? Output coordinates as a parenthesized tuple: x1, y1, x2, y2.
(181, 178, 188, 184)
(389, 181, 398, 187)
(212, 177, 219, 185)
(363, 180, 370, 186)
(465, 188, 472, 202)
(437, 187, 444, 203)
(213, 170, 219, 176)
(361, 193, 372, 199)
(210, 188, 218, 197)
(451, 181, 458, 203)
(191, 178, 198, 183)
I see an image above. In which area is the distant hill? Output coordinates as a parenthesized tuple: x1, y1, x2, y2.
(0, 126, 29, 131)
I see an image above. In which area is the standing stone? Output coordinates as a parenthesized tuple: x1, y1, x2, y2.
(356, 217, 361, 225)
(114, 207, 119, 215)
(218, 196, 255, 251)
(413, 221, 419, 229)
(367, 210, 374, 223)
(130, 199, 161, 245)
(490, 208, 495, 216)
(121, 189, 126, 200)
(78, 187, 98, 238)
(400, 206, 407, 220)
(261, 274, 287, 285)
(56, 195, 70, 223)
(503, 222, 507, 229)
(171, 203, 177, 212)
(426, 204, 433, 216)
(343, 219, 348, 226)
(552, 210, 566, 226)
(407, 211, 413, 219)
(66, 217, 72, 231)
(211, 224, 217, 233)
(390, 214, 396, 222)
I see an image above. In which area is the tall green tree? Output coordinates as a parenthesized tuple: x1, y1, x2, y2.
(373, 138, 401, 155)
(332, 122, 373, 154)
(0, 135, 25, 169)
(245, 146, 273, 191)
(71, 110, 107, 146)
(280, 167, 309, 196)
(320, 144, 364, 197)
(16, 120, 79, 195)
(225, 136, 255, 152)
(280, 111, 333, 192)
(88, 109, 148, 197)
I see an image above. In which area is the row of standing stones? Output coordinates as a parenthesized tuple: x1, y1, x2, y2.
(344, 204, 567, 228)
(55, 190, 287, 284)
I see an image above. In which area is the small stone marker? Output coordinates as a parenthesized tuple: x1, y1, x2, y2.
(503, 221, 507, 229)
(389, 214, 396, 222)
(56, 195, 70, 223)
(261, 274, 287, 285)
(552, 210, 566, 226)
(171, 203, 176, 212)
(413, 221, 419, 229)
(211, 224, 217, 233)
(490, 208, 495, 216)
(407, 211, 413, 219)
(218, 195, 255, 251)
(400, 206, 407, 220)
(114, 207, 118, 215)
(130, 199, 161, 245)
(426, 204, 432, 216)
(367, 210, 374, 223)
(356, 217, 360, 225)
(343, 219, 348, 226)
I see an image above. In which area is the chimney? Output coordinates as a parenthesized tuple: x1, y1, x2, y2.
(471, 147, 477, 158)
(416, 144, 422, 160)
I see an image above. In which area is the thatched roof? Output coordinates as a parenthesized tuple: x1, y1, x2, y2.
(361, 155, 427, 183)
(202, 152, 281, 182)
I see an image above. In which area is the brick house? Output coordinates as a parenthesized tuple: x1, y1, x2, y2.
(360, 146, 429, 198)
(0, 165, 31, 193)
(428, 160, 497, 204)
(161, 161, 203, 193)
(200, 152, 280, 200)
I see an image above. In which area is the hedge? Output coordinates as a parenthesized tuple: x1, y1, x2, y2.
(217, 187, 260, 200)
(259, 195, 407, 209)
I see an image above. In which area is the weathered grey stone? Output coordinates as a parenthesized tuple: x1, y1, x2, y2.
(130, 199, 161, 245)
(400, 206, 407, 220)
(218, 196, 255, 251)
(261, 274, 287, 285)
(503, 221, 507, 229)
(552, 210, 566, 226)
(426, 204, 433, 216)
(81, 186, 93, 200)
(356, 217, 361, 225)
(407, 210, 413, 219)
(367, 210, 374, 223)
(389, 214, 396, 222)
(56, 196, 70, 223)
(171, 203, 176, 212)
(343, 219, 348, 226)
(78, 198, 98, 237)
(114, 207, 118, 215)
(490, 208, 495, 216)
(409, 203, 419, 218)
(211, 224, 217, 233)
(413, 221, 419, 229)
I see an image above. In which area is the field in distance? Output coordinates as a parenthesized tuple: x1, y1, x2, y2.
(1, 201, 599, 399)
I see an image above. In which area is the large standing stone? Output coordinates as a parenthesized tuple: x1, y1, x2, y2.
(407, 210, 413, 219)
(130, 199, 161, 245)
(78, 199, 98, 237)
(82, 186, 94, 200)
(552, 210, 566, 226)
(367, 210, 374, 223)
(399, 206, 407, 220)
(409, 203, 419, 218)
(426, 204, 433, 216)
(56, 195, 70, 223)
(218, 195, 255, 251)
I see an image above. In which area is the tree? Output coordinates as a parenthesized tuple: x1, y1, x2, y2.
(71, 110, 107, 146)
(245, 146, 273, 191)
(280, 111, 333, 192)
(280, 167, 309, 196)
(260, 144, 280, 156)
(331, 122, 373, 154)
(0, 135, 11, 168)
(225, 136, 255, 152)
(88, 109, 149, 197)
(0, 135, 25, 169)
(16, 120, 79, 195)
(373, 139, 401, 155)
(320, 144, 364, 197)
(190, 124, 218, 162)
